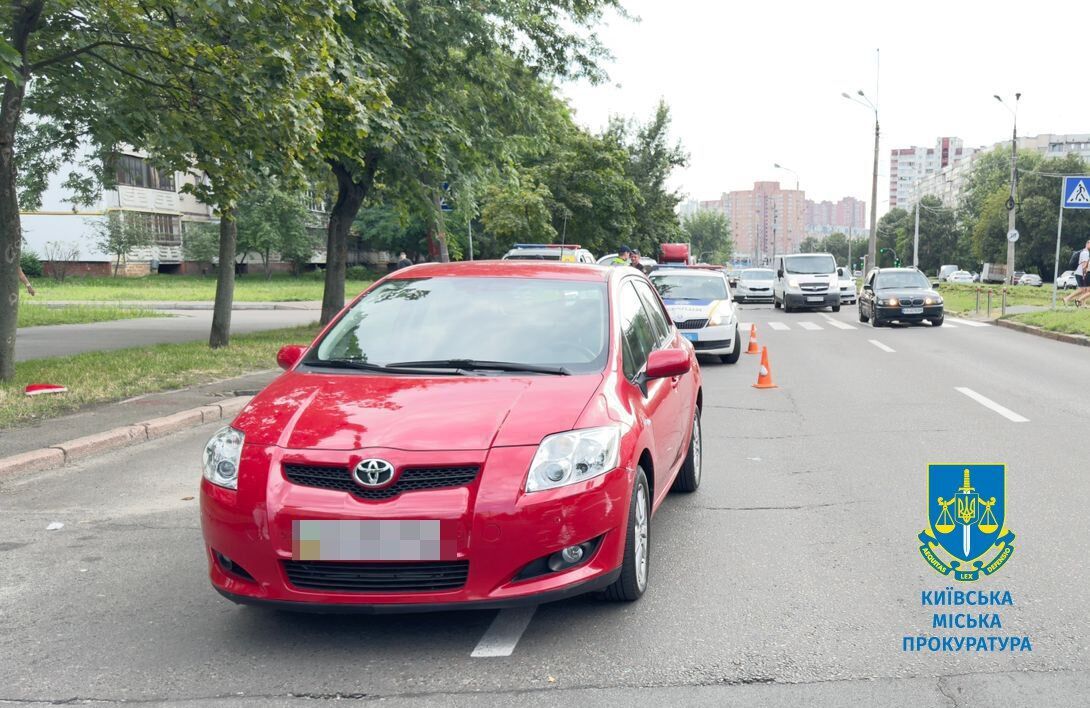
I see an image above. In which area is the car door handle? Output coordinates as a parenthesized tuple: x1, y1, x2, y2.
(670, 375, 681, 388)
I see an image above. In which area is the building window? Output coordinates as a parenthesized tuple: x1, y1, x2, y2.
(125, 211, 181, 245)
(114, 155, 176, 192)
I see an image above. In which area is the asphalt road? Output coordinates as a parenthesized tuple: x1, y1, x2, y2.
(15, 310, 320, 361)
(2, 303, 1088, 706)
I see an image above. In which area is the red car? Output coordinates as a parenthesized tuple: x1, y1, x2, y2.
(200, 261, 703, 611)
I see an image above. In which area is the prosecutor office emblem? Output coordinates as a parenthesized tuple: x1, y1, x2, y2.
(919, 464, 1015, 582)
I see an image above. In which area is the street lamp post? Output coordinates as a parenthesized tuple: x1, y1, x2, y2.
(994, 93, 1021, 285)
(843, 90, 879, 276)
(774, 163, 801, 253)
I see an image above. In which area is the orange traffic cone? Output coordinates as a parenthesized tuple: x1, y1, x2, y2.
(745, 323, 759, 354)
(752, 346, 777, 389)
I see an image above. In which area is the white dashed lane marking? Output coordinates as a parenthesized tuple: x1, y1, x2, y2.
(798, 322, 823, 331)
(767, 322, 790, 331)
(471, 606, 537, 657)
(868, 340, 895, 353)
(955, 387, 1029, 423)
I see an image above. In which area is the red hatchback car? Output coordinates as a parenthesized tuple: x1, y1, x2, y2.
(200, 262, 703, 611)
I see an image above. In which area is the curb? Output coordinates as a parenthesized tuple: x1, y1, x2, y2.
(0, 395, 253, 478)
(995, 318, 1090, 347)
(39, 301, 321, 311)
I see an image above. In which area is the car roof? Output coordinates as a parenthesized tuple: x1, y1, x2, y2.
(389, 260, 612, 282)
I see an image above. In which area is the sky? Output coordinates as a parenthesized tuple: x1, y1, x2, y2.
(559, 0, 1089, 217)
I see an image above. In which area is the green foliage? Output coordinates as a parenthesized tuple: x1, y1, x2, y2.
(682, 210, 732, 263)
(19, 249, 42, 277)
(236, 182, 317, 276)
(93, 212, 154, 275)
(182, 222, 221, 264)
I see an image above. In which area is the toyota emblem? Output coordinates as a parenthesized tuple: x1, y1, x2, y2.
(353, 459, 395, 487)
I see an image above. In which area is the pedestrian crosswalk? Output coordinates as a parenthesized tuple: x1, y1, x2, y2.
(734, 317, 992, 332)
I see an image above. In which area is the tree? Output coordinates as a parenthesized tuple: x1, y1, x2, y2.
(93, 211, 153, 275)
(682, 210, 732, 264)
(799, 236, 822, 253)
(236, 183, 315, 278)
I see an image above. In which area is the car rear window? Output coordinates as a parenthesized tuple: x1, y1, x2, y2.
(311, 277, 609, 374)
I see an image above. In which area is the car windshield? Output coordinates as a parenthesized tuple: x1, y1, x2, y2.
(309, 277, 609, 374)
(650, 274, 728, 300)
(740, 269, 773, 280)
(876, 271, 930, 289)
(783, 254, 836, 274)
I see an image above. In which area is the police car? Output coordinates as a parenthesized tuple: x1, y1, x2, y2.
(502, 243, 596, 263)
(649, 265, 741, 364)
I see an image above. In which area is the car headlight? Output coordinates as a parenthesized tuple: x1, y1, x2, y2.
(879, 297, 899, 306)
(787, 278, 800, 289)
(526, 426, 621, 492)
(203, 426, 244, 490)
(708, 302, 724, 326)
(925, 296, 943, 305)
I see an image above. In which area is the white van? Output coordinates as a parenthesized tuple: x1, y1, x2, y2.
(773, 252, 840, 312)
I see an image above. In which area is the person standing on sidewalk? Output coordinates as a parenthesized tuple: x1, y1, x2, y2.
(1064, 239, 1090, 306)
(18, 267, 36, 296)
(396, 252, 413, 270)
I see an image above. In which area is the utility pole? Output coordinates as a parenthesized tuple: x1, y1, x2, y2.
(869, 112, 879, 274)
(913, 197, 920, 268)
(995, 93, 1021, 284)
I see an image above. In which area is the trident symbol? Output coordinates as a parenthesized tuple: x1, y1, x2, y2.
(935, 469, 998, 558)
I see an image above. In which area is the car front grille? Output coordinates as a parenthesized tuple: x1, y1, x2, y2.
(801, 284, 828, 292)
(674, 318, 708, 329)
(694, 339, 730, 350)
(282, 464, 479, 500)
(283, 560, 469, 592)
(901, 297, 924, 306)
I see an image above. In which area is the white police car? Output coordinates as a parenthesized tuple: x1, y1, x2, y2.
(649, 266, 740, 364)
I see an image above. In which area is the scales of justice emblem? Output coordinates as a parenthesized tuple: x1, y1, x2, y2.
(919, 465, 1015, 581)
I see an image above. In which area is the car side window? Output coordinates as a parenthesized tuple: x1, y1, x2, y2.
(631, 280, 671, 345)
(619, 282, 656, 380)
(865, 271, 876, 289)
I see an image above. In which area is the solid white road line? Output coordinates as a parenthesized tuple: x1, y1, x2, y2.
(767, 322, 790, 331)
(945, 317, 990, 328)
(798, 322, 823, 331)
(471, 606, 537, 658)
(868, 339, 895, 353)
(955, 387, 1029, 423)
(943, 322, 958, 328)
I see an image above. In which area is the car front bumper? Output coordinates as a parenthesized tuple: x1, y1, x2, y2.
(201, 444, 633, 611)
(735, 288, 773, 302)
(678, 322, 735, 354)
(785, 292, 839, 308)
(875, 305, 944, 322)
(839, 290, 857, 302)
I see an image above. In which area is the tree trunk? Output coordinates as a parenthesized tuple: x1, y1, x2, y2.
(434, 193, 450, 263)
(0, 0, 44, 381)
(321, 156, 377, 325)
(209, 208, 237, 349)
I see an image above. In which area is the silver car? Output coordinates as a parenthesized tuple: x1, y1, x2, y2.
(732, 267, 774, 303)
(837, 266, 858, 304)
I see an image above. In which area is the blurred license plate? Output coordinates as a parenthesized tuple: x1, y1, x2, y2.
(292, 519, 455, 561)
(683, 332, 698, 341)
(902, 307, 924, 315)
(806, 295, 823, 302)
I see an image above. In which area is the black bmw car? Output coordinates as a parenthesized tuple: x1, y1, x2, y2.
(858, 267, 944, 327)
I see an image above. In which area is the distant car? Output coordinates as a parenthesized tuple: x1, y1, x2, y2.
(732, 267, 774, 303)
(650, 266, 741, 364)
(853, 270, 862, 278)
(726, 270, 740, 288)
(1012, 271, 1025, 284)
(837, 266, 858, 304)
(504, 243, 596, 263)
(946, 270, 974, 284)
(859, 267, 944, 327)
(1017, 273, 1042, 287)
(937, 265, 959, 282)
(1056, 270, 1078, 289)
(971, 272, 980, 282)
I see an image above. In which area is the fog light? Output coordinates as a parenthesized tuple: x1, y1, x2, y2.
(560, 545, 584, 564)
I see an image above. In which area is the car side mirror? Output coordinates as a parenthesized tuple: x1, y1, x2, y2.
(646, 348, 691, 380)
(862, 284, 872, 291)
(276, 344, 307, 371)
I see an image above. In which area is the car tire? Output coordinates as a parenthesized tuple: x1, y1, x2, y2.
(872, 313, 884, 327)
(773, 296, 781, 310)
(720, 328, 741, 364)
(605, 467, 651, 602)
(931, 315, 944, 327)
(783, 298, 793, 313)
(859, 306, 869, 323)
(672, 408, 702, 493)
(832, 304, 841, 312)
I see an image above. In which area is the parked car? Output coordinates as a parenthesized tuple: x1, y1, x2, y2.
(937, 265, 959, 282)
(946, 270, 974, 284)
(859, 267, 944, 327)
(1012, 271, 1025, 283)
(772, 252, 840, 312)
(650, 265, 741, 363)
(504, 243, 596, 263)
(1056, 270, 1079, 289)
(1017, 273, 1042, 287)
(837, 266, 858, 304)
(201, 262, 703, 611)
(732, 267, 774, 303)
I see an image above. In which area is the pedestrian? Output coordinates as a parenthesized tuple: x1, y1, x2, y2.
(18, 267, 35, 297)
(396, 252, 413, 270)
(611, 245, 632, 266)
(629, 249, 645, 271)
(1067, 238, 1090, 306)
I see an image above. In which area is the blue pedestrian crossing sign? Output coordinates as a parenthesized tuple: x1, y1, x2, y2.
(1063, 176, 1090, 209)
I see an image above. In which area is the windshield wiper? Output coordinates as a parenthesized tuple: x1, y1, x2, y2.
(387, 359, 571, 375)
(306, 358, 468, 375)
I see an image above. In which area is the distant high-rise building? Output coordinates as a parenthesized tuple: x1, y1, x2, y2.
(724, 181, 806, 265)
(889, 137, 975, 208)
(805, 196, 867, 238)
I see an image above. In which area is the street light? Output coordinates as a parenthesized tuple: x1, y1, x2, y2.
(994, 92, 1021, 285)
(774, 163, 802, 253)
(843, 90, 880, 277)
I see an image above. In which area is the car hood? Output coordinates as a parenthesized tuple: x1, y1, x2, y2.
(875, 288, 941, 300)
(233, 371, 604, 451)
(662, 299, 722, 321)
(737, 279, 773, 288)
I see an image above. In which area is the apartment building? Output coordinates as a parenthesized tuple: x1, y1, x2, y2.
(889, 137, 974, 209)
(805, 196, 867, 237)
(725, 181, 806, 264)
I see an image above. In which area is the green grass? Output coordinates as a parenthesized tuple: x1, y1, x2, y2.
(1005, 309, 1090, 337)
(18, 303, 163, 328)
(0, 324, 319, 430)
(935, 283, 1056, 316)
(28, 273, 375, 303)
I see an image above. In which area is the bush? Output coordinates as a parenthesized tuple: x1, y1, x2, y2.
(346, 265, 370, 281)
(20, 250, 43, 277)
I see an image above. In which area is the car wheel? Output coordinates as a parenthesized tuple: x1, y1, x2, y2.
(720, 328, 741, 364)
(931, 315, 944, 327)
(873, 313, 884, 327)
(605, 467, 650, 602)
(783, 298, 793, 313)
(859, 305, 869, 323)
(832, 304, 841, 313)
(672, 408, 702, 493)
(773, 296, 781, 309)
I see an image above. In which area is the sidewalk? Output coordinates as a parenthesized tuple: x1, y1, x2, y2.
(39, 300, 322, 310)
(0, 369, 279, 460)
